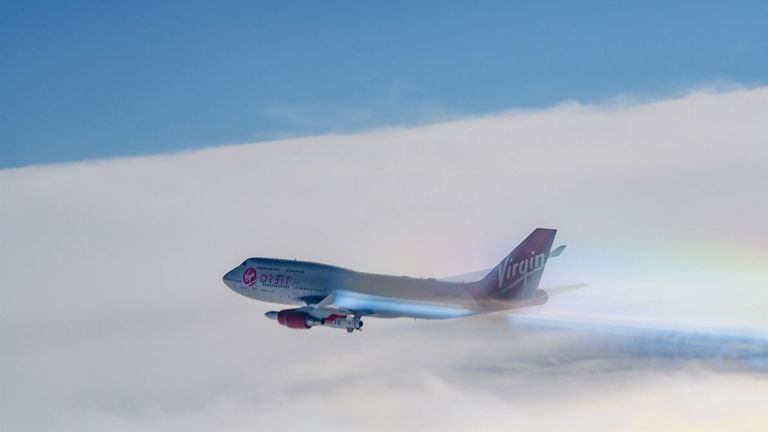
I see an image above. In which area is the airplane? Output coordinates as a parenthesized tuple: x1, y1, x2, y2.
(222, 228, 567, 333)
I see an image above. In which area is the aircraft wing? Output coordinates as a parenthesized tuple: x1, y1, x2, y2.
(296, 292, 357, 319)
(299, 290, 475, 319)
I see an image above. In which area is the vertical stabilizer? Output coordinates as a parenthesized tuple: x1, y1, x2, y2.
(478, 228, 557, 300)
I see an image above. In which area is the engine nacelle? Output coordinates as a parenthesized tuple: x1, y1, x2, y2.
(276, 310, 313, 329)
(267, 310, 363, 332)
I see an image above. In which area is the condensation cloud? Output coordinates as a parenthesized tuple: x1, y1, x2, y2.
(2, 87, 768, 431)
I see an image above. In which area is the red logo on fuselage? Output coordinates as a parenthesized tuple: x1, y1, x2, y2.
(243, 267, 257, 286)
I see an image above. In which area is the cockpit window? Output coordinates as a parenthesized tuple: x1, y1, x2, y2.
(241, 260, 248, 266)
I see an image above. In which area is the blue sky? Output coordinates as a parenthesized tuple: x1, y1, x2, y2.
(2, 0, 767, 168)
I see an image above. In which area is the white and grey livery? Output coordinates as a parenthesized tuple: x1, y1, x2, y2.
(223, 228, 566, 333)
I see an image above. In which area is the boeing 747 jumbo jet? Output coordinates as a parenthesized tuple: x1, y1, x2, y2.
(223, 228, 567, 333)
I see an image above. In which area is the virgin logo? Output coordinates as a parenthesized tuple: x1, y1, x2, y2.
(242, 267, 257, 286)
(497, 252, 546, 289)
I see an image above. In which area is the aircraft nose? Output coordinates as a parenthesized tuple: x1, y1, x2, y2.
(222, 267, 241, 290)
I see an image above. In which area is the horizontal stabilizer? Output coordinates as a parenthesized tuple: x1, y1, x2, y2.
(543, 283, 588, 296)
(439, 268, 492, 283)
(549, 244, 566, 258)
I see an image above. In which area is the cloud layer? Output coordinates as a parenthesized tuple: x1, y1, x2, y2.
(2, 87, 768, 431)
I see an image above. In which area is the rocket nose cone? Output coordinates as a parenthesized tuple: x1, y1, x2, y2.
(264, 311, 279, 320)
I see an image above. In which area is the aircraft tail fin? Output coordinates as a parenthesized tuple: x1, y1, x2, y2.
(478, 228, 557, 300)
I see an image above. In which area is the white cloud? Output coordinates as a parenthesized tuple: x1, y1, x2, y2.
(2, 87, 768, 431)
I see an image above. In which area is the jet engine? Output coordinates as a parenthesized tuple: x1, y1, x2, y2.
(275, 310, 313, 329)
(267, 310, 363, 333)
